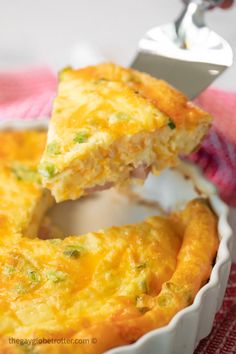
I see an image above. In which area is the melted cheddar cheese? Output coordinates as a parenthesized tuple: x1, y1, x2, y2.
(39, 63, 212, 202)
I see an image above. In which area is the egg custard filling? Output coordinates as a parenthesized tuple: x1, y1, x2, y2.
(39, 63, 212, 202)
(0, 131, 218, 354)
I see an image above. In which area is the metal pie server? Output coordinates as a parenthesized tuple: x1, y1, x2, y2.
(131, 0, 233, 99)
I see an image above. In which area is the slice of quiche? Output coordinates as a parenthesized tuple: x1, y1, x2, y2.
(39, 63, 212, 202)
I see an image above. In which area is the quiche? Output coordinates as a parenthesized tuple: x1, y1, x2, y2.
(38, 63, 212, 202)
(0, 131, 218, 354)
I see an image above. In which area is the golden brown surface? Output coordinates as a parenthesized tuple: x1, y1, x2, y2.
(0, 131, 218, 354)
(39, 63, 212, 202)
(0, 131, 46, 164)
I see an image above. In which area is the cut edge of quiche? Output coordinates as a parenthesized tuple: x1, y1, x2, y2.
(0, 131, 54, 240)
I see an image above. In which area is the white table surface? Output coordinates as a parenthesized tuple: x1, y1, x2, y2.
(0, 0, 235, 259)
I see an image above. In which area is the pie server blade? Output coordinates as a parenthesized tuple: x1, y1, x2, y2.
(131, 0, 233, 99)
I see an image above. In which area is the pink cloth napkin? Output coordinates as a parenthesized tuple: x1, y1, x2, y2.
(191, 89, 236, 206)
(0, 66, 235, 353)
(195, 263, 236, 354)
(0, 67, 57, 120)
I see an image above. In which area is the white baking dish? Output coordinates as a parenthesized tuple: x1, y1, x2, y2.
(0, 119, 233, 354)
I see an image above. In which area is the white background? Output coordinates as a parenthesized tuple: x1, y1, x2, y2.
(0, 0, 235, 258)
